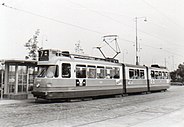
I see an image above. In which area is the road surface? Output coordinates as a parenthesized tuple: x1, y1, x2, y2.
(0, 86, 184, 127)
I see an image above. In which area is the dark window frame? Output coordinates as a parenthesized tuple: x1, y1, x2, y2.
(62, 63, 71, 78)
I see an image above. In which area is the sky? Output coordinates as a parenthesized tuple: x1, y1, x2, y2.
(1, 0, 184, 71)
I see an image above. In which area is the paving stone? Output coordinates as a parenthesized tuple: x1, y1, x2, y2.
(0, 86, 184, 127)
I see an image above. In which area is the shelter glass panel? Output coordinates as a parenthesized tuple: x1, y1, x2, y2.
(18, 66, 27, 93)
(0, 70, 4, 89)
(8, 65, 16, 93)
(28, 67, 36, 91)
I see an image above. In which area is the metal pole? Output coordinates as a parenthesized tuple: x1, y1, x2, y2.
(135, 17, 139, 65)
(1, 71, 3, 99)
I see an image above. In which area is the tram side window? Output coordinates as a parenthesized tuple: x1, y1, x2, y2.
(155, 71, 159, 79)
(165, 72, 168, 79)
(97, 66, 105, 79)
(163, 72, 168, 79)
(114, 67, 120, 79)
(62, 63, 71, 78)
(163, 72, 166, 79)
(110, 69, 114, 79)
(76, 65, 86, 78)
(129, 69, 134, 79)
(151, 71, 155, 79)
(87, 66, 96, 78)
(105, 67, 112, 79)
(129, 69, 140, 79)
(140, 70, 145, 79)
(158, 71, 162, 79)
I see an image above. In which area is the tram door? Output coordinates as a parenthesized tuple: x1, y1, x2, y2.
(76, 65, 86, 86)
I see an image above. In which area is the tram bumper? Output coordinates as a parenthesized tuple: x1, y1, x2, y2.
(32, 91, 47, 98)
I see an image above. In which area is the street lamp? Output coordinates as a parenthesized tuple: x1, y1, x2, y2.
(135, 17, 147, 65)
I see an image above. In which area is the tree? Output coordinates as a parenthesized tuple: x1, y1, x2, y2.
(24, 29, 42, 60)
(75, 41, 84, 54)
(170, 71, 177, 82)
(170, 64, 184, 82)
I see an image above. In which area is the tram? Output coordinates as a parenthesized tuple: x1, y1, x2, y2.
(32, 49, 170, 99)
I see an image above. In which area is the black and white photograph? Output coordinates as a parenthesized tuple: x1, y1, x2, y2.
(0, 0, 184, 126)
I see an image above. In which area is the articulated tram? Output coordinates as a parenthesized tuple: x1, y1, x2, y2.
(32, 49, 170, 99)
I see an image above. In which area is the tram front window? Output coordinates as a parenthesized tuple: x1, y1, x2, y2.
(37, 65, 59, 78)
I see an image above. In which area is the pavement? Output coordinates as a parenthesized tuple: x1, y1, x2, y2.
(0, 86, 184, 127)
(78, 105, 184, 127)
(0, 99, 23, 105)
(0, 94, 35, 105)
(133, 108, 184, 127)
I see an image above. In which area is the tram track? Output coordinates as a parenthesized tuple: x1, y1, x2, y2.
(0, 86, 184, 127)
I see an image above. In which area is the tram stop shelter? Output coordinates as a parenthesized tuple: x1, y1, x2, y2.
(0, 59, 37, 99)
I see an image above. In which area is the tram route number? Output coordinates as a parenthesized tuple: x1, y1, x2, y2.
(39, 50, 49, 61)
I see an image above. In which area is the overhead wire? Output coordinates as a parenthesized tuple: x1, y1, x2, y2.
(1, 3, 103, 35)
(141, 0, 184, 31)
(67, 0, 184, 66)
(2, 2, 137, 46)
(3, 1, 182, 50)
(140, 0, 184, 48)
(67, 0, 184, 50)
(67, 0, 129, 27)
(2, 2, 184, 61)
(141, 43, 184, 58)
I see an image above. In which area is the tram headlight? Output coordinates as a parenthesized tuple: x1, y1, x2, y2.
(36, 83, 40, 88)
(46, 83, 52, 87)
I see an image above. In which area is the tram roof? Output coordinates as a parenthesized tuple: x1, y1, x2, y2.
(0, 59, 37, 65)
(123, 63, 147, 69)
(123, 63, 168, 70)
(40, 49, 120, 64)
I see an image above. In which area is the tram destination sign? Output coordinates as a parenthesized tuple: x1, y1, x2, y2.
(38, 50, 49, 61)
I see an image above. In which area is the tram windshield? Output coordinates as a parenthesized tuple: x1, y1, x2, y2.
(37, 65, 59, 78)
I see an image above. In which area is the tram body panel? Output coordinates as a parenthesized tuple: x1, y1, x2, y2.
(32, 49, 171, 99)
(33, 79, 123, 99)
(33, 87, 123, 99)
(149, 79, 170, 91)
(33, 50, 124, 99)
(86, 79, 116, 86)
(148, 67, 170, 91)
(124, 64, 148, 93)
